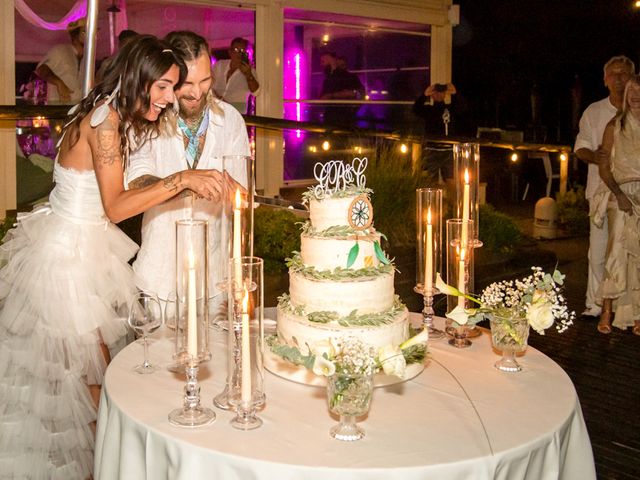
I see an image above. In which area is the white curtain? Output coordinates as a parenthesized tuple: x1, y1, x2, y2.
(15, 0, 88, 31)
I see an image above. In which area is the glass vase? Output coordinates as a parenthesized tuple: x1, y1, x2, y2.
(326, 372, 374, 442)
(490, 315, 530, 372)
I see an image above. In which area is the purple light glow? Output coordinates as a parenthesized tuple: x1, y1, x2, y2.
(284, 48, 307, 143)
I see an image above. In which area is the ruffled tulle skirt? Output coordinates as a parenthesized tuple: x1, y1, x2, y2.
(0, 209, 138, 479)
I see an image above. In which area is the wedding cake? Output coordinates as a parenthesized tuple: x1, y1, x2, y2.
(275, 159, 410, 358)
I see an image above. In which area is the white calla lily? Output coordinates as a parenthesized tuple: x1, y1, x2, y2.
(445, 305, 470, 325)
(312, 355, 336, 376)
(378, 344, 406, 377)
(400, 328, 429, 349)
(436, 273, 462, 297)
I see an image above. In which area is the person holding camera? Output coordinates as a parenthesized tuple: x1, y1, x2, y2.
(412, 82, 460, 179)
(413, 82, 458, 136)
(212, 37, 260, 114)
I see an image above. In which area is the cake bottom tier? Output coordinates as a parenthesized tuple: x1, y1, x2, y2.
(276, 304, 409, 353)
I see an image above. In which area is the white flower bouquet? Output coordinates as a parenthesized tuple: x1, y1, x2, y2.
(436, 267, 575, 336)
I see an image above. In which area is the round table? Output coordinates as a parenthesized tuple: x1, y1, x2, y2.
(94, 313, 596, 480)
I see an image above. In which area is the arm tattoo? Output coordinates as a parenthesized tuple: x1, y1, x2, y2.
(129, 174, 161, 190)
(163, 172, 182, 193)
(95, 115, 120, 168)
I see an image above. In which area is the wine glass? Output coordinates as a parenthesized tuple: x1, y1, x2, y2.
(128, 291, 163, 374)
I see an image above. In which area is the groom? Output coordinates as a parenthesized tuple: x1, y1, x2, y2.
(127, 30, 250, 305)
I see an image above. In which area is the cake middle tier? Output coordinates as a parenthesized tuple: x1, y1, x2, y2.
(289, 270, 395, 315)
(300, 233, 381, 271)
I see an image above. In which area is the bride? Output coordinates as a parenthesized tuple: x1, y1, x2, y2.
(0, 35, 223, 478)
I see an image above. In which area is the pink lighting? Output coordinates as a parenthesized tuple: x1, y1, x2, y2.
(284, 48, 307, 142)
(295, 52, 301, 137)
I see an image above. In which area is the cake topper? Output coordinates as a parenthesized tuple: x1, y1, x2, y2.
(313, 158, 368, 197)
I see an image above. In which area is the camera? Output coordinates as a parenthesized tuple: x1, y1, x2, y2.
(240, 51, 250, 65)
(433, 83, 447, 92)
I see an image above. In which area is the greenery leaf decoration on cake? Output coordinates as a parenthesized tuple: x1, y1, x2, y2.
(278, 294, 406, 327)
(308, 311, 339, 324)
(301, 185, 373, 204)
(266, 335, 316, 369)
(346, 242, 360, 268)
(300, 221, 377, 239)
(373, 240, 391, 265)
(286, 252, 394, 280)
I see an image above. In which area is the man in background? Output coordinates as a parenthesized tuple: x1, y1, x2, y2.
(35, 18, 86, 103)
(96, 29, 139, 82)
(319, 51, 364, 126)
(574, 55, 635, 318)
(212, 37, 260, 114)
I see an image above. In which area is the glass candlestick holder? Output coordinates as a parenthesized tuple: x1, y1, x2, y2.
(168, 219, 215, 427)
(415, 187, 443, 338)
(446, 218, 475, 348)
(213, 155, 255, 330)
(213, 257, 265, 425)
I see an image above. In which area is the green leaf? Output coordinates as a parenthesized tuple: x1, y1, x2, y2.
(346, 242, 360, 268)
(373, 241, 391, 265)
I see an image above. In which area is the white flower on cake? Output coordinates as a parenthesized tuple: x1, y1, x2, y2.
(377, 344, 406, 377)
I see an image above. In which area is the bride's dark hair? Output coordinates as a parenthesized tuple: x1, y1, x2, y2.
(65, 34, 187, 162)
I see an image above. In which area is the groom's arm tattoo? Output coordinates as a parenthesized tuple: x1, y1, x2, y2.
(128, 174, 160, 189)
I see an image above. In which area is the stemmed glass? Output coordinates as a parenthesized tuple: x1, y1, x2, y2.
(326, 372, 374, 441)
(128, 291, 163, 374)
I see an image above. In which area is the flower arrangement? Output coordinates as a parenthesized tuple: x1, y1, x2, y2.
(267, 329, 428, 381)
(436, 267, 575, 336)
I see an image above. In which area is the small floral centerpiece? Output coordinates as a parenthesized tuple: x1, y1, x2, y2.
(267, 329, 429, 384)
(289, 333, 428, 441)
(437, 267, 575, 334)
(436, 267, 574, 372)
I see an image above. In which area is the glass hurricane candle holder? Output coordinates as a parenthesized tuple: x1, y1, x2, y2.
(168, 219, 215, 428)
(214, 155, 255, 329)
(446, 219, 475, 348)
(213, 257, 265, 430)
(414, 187, 444, 338)
(453, 143, 482, 248)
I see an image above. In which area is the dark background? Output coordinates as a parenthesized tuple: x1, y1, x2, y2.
(453, 0, 640, 144)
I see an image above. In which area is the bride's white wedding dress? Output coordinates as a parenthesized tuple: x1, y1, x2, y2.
(0, 163, 138, 479)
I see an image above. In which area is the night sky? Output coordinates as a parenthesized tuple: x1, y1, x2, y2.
(452, 0, 640, 143)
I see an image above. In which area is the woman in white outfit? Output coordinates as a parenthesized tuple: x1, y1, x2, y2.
(0, 35, 224, 479)
(595, 75, 640, 335)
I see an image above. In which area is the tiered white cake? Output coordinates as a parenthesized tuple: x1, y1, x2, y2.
(275, 160, 410, 357)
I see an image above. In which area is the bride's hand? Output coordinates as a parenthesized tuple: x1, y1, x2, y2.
(181, 169, 224, 201)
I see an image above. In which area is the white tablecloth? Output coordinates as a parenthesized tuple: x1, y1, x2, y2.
(95, 314, 596, 480)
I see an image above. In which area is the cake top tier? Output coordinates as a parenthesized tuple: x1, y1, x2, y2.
(303, 158, 371, 202)
(303, 159, 375, 231)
